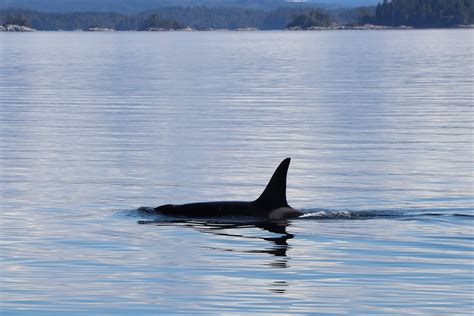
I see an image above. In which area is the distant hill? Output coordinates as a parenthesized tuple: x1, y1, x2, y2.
(2, 0, 381, 14)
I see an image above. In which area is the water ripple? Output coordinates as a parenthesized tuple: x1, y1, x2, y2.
(1, 30, 473, 315)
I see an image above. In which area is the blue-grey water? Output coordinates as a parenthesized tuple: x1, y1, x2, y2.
(1, 30, 473, 315)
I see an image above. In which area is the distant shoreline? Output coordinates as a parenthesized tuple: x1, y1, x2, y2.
(2, 2, 472, 32)
(2, 23, 473, 32)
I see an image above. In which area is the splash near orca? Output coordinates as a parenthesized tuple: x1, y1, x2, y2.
(153, 158, 303, 220)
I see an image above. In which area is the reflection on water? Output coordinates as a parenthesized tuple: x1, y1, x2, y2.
(137, 214, 299, 299)
(140, 218, 294, 294)
(139, 219, 294, 266)
(1, 30, 473, 314)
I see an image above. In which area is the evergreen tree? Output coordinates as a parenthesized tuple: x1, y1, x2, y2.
(372, 0, 473, 27)
(3, 13, 30, 26)
(286, 9, 332, 29)
(141, 13, 185, 30)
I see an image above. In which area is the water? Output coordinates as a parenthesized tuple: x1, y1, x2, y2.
(1, 30, 473, 315)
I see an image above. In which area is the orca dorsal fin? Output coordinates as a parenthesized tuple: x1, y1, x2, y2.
(255, 158, 291, 209)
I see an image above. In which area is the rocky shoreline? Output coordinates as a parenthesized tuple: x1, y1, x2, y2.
(86, 26, 115, 32)
(143, 26, 193, 31)
(1, 23, 472, 32)
(0, 24, 36, 32)
(286, 24, 414, 31)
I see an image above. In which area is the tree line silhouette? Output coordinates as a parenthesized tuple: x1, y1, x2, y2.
(368, 0, 473, 27)
(1, 0, 472, 30)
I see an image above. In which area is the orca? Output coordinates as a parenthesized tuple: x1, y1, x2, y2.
(153, 158, 303, 220)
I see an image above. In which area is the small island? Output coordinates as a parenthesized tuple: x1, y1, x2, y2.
(0, 15, 36, 31)
(140, 13, 188, 31)
(285, 9, 332, 30)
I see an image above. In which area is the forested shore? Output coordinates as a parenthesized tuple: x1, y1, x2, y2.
(366, 0, 473, 27)
(1, 0, 472, 31)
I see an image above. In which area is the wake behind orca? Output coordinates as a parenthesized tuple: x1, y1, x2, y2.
(152, 158, 303, 220)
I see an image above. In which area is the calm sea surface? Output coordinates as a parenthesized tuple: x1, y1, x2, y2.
(1, 30, 473, 315)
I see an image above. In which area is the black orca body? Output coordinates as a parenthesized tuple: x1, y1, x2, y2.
(154, 158, 303, 220)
